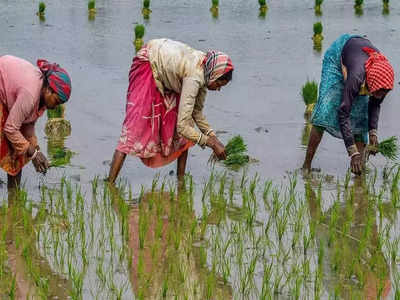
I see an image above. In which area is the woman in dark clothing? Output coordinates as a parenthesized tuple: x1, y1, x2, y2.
(303, 34, 394, 175)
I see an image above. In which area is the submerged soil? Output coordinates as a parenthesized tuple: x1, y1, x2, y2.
(1, 0, 400, 299)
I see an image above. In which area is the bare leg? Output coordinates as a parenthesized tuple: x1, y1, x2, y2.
(107, 150, 127, 184)
(7, 171, 21, 203)
(177, 150, 188, 192)
(303, 126, 324, 171)
(7, 171, 21, 190)
(356, 141, 366, 171)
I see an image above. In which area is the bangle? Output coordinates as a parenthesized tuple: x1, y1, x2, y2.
(350, 151, 360, 159)
(205, 129, 214, 136)
(196, 133, 203, 145)
(369, 129, 378, 137)
(30, 149, 39, 160)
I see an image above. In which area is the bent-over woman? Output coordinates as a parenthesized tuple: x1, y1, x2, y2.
(108, 38, 234, 184)
(0, 55, 71, 189)
(303, 34, 394, 174)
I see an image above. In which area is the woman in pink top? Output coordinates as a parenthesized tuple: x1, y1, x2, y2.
(0, 55, 71, 190)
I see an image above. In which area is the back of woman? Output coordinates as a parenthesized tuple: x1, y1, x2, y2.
(147, 39, 206, 94)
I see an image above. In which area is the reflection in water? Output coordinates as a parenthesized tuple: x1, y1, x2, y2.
(45, 104, 74, 168)
(382, 3, 390, 16)
(305, 175, 391, 299)
(301, 122, 312, 147)
(110, 181, 233, 299)
(259, 5, 268, 19)
(0, 189, 71, 298)
(210, 5, 219, 19)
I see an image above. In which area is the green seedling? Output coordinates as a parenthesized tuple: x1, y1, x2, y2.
(37, 2, 46, 16)
(134, 25, 145, 52)
(210, 0, 219, 18)
(313, 22, 323, 35)
(355, 0, 363, 7)
(88, 0, 96, 12)
(314, 0, 323, 15)
(208, 135, 250, 168)
(367, 136, 398, 160)
(142, 0, 151, 19)
(354, 0, 364, 15)
(301, 80, 318, 106)
(312, 23, 323, 51)
(134, 24, 145, 40)
(258, 0, 268, 17)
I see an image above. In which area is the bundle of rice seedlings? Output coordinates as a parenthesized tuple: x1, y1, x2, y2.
(258, 0, 268, 16)
(313, 22, 323, 36)
(143, 0, 150, 9)
(37, 2, 46, 16)
(382, 0, 389, 14)
(301, 80, 318, 116)
(142, 0, 151, 18)
(225, 135, 247, 155)
(134, 25, 145, 52)
(367, 136, 398, 161)
(315, 0, 323, 15)
(88, 0, 96, 13)
(301, 80, 318, 106)
(224, 152, 249, 167)
(354, 0, 364, 15)
(211, 0, 219, 8)
(135, 25, 145, 40)
(209, 135, 250, 169)
(354, 0, 363, 8)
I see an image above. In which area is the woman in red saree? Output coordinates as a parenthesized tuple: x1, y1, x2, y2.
(108, 39, 234, 185)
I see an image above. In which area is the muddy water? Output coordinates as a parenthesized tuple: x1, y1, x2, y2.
(1, 0, 400, 298)
(0, 0, 399, 191)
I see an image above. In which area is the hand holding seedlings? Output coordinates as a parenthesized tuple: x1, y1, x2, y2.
(367, 136, 398, 161)
(206, 136, 226, 160)
(209, 135, 250, 168)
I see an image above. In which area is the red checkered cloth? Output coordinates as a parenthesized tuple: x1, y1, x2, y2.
(203, 51, 234, 84)
(362, 47, 394, 93)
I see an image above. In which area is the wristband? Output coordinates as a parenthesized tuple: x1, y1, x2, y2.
(350, 151, 360, 159)
(205, 129, 214, 136)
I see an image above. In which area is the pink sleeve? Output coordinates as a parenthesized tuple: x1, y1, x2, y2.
(21, 122, 38, 149)
(3, 89, 36, 155)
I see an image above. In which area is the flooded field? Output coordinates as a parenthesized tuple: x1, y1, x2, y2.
(1, 0, 400, 298)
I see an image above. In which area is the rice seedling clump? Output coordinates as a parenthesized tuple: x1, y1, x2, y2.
(301, 80, 318, 106)
(134, 24, 145, 52)
(37, 2, 46, 16)
(377, 136, 398, 160)
(223, 135, 249, 167)
(313, 22, 323, 35)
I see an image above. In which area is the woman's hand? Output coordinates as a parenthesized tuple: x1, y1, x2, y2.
(31, 151, 50, 174)
(350, 153, 363, 175)
(206, 136, 227, 160)
(368, 134, 379, 155)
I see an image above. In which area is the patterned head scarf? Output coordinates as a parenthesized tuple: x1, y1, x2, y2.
(37, 59, 72, 103)
(203, 51, 234, 85)
(362, 47, 394, 93)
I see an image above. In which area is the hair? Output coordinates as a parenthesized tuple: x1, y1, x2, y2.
(217, 70, 233, 82)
